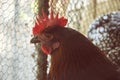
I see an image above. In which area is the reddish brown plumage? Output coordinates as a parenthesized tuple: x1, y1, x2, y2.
(31, 10, 120, 80)
(37, 26, 120, 80)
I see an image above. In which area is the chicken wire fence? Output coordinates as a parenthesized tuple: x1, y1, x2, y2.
(0, 0, 36, 80)
(0, 0, 120, 80)
(50, 0, 120, 34)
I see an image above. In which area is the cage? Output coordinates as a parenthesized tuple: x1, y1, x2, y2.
(0, 0, 120, 80)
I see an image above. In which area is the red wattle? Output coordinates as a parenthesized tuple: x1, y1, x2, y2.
(41, 45, 51, 54)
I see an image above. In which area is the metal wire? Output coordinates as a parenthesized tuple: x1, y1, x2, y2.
(0, 0, 120, 80)
(0, 0, 36, 80)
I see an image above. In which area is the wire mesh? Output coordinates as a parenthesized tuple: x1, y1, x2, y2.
(49, 0, 120, 35)
(0, 0, 36, 80)
(0, 0, 120, 80)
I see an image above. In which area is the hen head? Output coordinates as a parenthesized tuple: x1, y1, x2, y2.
(30, 9, 68, 55)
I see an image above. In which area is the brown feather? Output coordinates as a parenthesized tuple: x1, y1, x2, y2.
(41, 26, 120, 80)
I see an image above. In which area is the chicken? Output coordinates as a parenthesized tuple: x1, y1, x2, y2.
(87, 11, 120, 68)
(31, 9, 120, 80)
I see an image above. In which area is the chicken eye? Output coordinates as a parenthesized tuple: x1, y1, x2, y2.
(45, 33, 53, 39)
(40, 33, 53, 41)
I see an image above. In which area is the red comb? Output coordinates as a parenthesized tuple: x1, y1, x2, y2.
(32, 9, 68, 35)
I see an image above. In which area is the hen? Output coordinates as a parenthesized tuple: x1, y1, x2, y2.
(87, 11, 120, 67)
(31, 9, 120, 80)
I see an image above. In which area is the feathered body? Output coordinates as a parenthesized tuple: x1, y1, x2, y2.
(40, 26, 120, 80)
(31, 9, 120, 80)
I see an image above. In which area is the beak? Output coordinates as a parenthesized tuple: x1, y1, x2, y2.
(30, 36, 41, 43)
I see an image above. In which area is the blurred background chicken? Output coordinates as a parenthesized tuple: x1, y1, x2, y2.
(87, 11, 120, 68)
(31, 10, 120, 80)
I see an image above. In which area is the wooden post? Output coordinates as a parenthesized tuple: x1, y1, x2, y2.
(36, 0, 49, 80)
